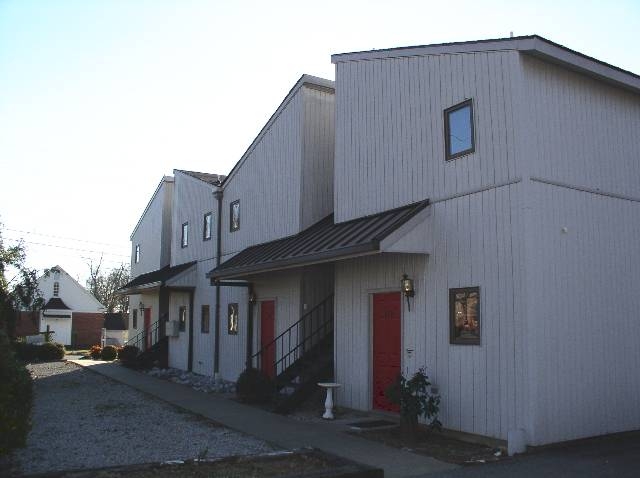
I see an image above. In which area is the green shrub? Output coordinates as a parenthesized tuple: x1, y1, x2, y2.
(12, 341, 39, 362)
(118, 345, 139, 367)
(101, 345, 118, 361)
(37, 342, 65, 361)
(236, 367, 274, 404)
(0, 330, 33, 455)
(89, 345, 102, 360)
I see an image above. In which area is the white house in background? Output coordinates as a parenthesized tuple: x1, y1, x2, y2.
(39, 266, 105, 346)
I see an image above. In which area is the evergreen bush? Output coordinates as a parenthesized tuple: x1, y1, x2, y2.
(101, 345, 118, 361)
(0, 330, 33, 455)
(236, 367, 274, 404)
(118, 345, 139, 367)
(37, 342, 65, 361)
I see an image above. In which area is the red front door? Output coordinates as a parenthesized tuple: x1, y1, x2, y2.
(260, 301, 275, 378)
(144, 308, 152, 349)
(372, 292, 401, 412)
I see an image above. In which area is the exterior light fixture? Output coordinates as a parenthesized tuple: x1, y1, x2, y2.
(401, 274, 415, 310)
(249, 291, 256, 304)
(139, 301, 145, 311)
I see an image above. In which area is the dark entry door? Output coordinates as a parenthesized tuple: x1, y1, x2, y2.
(372, 292, 401, 412)
(144, 308, 152, 350)
(260, 301, 275, 378)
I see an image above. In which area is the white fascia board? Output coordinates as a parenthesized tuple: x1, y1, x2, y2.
(379, 205, 432, 254)
(332, 35, 640, 95)
(116, 281, 162, 296)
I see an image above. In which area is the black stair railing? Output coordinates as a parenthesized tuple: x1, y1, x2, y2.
(250, 294, 334, 379)
(125, 320, 160, 352)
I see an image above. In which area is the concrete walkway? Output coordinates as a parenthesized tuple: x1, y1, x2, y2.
(71, 360, 456, 478)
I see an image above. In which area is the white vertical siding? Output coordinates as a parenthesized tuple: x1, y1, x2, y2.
(168, 291, 190, 371)
(218, 286, 249, 381)
(521, 55, 640, 198)
(335, 185, 525, 441)
(131, 178, 174, 277)
(524, 182, 640, 445)
(300, 87, 335, 229)
(334, 51, 521, 223)
(191, 259, 216, 376)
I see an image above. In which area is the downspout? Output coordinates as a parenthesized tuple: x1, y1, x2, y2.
(188, 289, 194, 372)
(246, 285, 254, 367)
(213, 186, 223, 379)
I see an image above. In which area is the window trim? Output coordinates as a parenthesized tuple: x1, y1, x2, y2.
(178, 306, 187, 332)
(201, 304, 210, 334)
(230, 200, 240, 232)
(181, 222, 189, 248)
(449, 286, 481, 345)
(203, 212, 212, 241)
(444, 99, 475, 161)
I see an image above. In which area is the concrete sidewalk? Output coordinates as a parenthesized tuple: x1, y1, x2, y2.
(71, 360, 456, 478)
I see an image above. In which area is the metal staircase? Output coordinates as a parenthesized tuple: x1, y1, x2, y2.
(249, 294, 334, 414)
(124, 320, 168, 368)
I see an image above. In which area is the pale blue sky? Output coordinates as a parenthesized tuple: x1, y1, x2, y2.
(1, 0, 638, 282)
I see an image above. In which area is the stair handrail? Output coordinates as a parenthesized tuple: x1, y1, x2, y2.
(124, 319, 160, 352)
(250, 294, 333, 377)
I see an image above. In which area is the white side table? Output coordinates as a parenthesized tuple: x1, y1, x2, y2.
(318, 382, 341, 419)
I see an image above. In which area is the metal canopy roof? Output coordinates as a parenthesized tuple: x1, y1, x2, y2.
(117, 261, 197, 295)
(43, 297, 71, 310)
(208, 199, 429, 280)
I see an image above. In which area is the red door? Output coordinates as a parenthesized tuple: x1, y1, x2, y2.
(144, 308, 152, 349)
(372, 292, 401, 412)
(260, 301, 275, 378)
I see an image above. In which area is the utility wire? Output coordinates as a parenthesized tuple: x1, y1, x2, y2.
(4, 227, 128, 249)
(5, 237, 130, 258)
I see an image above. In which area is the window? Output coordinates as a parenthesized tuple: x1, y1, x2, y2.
(201, 305, 210, 333)
(449, 286, 480, 345)
(203, 212, 212, 241)
(230, 200, 240, 232)
(178, 306, 187, 332)
(135, 244, 140, 263)
(181, 222, 189, 248)
(132, 309, 138, 329)
(228, 303, 238, 335)
(53, 282, 59, 297)
(444, 99, 475, 160)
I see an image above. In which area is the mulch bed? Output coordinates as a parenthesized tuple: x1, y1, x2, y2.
(19, 449, 382, 478)
(350, 425, 507, 465)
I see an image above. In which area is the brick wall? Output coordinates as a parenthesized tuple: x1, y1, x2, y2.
(15, 311, 40, 337)
(71, 312, 104, 348)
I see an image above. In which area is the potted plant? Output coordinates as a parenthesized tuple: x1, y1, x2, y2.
(385, 367, 441, 441)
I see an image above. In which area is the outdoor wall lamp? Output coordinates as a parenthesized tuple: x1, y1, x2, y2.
(249, 291, 256, 304)
(401, 274, 415, 310)
(139, 301, 145, 311)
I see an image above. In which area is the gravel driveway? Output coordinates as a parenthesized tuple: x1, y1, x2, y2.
(2, 361, 274, 476)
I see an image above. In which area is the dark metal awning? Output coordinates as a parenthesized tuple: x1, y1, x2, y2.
(117, 261, 197, 295)
(208, 199, 430, 280)
(43, 297, 70, 310)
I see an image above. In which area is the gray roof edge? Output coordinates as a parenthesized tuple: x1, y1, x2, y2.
(332, 35, 640, 94)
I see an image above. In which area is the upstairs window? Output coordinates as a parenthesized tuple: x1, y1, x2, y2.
(203, 212, 212, 241)
(135, 244, 140, 264)
(53, 282, 60, 297)
(444, 99, 475, 160)
(181, 222, 189, 248)
(230, 200, 240, 232)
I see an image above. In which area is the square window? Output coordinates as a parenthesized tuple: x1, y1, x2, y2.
(178, 306, 187, 332)
(203, 212, 212, 241)
(230, 200, 240, 232)
(135, 244, 140, 263)
(444, 99, 475, 160)
(201, 305, 210, 334)
(449, 287, 480, 345)
(228, 303, 238, 335)
(132, 309, 138, 329)
(181, 222, 189, 248)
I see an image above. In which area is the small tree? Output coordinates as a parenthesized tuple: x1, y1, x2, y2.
(385, 367, 441, 442)
(86, 258, 129, 313)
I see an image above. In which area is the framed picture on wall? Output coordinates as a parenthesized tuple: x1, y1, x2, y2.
(449, 286, 480, 345)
